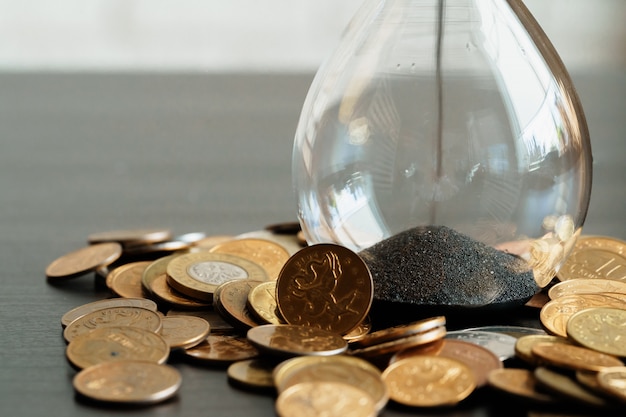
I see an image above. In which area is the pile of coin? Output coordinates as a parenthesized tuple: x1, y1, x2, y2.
(46, 228, 626, 414)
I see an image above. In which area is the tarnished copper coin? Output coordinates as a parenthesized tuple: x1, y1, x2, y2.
(106, 261, 151, 298)
(487, 368, 557, 403)
(247, 281, 285, 325)
(276, 243, 373, 335)
(209, 238, 290, 280)
(273, 355, 388, 412)
(227, 359, 277, 391)
(63, 306, 162, 343)
(87, 228, 172, 247)
(66, 326, 169, 369)
(184, 334, 259, 364)
(73, 360, 181, 404)
(46, 242, 123, 280)
(247, 324, 348, 357)
(531, 342, 624, 372)
(382, 356, 475, 407)
(566, 307, 626, 357)
(548, 278, 626, 299)
(166, 252, 268, 302)
(276, 381, 376, 417)
(350, 316, 446, 349)
(214, 279, 263, 330)
(61, 298, 157, 328)
(159, 316, 211, 349)
(557, 235, 626, 281)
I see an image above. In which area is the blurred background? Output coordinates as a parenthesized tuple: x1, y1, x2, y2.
(1, 0, 624, 73)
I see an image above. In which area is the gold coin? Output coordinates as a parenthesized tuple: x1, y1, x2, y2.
(149, 273, 210, 309)
(166, 252, 268, 302)
(184, 334, 259, 364)
(61, 298, 157, 328)
(87, 228, 172, 247)
(343, 316, 372, 343)
(247, 324, 348, 357)
(159, 316, 211, 349)
(106, 261, 152, 298)
(566, 307, 626, 357)
(487, 368, 557, 403)
(66, 326, 169, 369)
(63, 306, 162, 343)
(276, 243, 373, 335)
(597, 366, 626, 403)
(533, 366, 612, 408)
(531, 342, 623, 372)
(350, 326, 446, 360)
(227, 359, 277, 391)
(273, 355, 388, 412)
(190, 234, 235, 251)
(214, 279, 263, 330)
(557, 235, 626, 281)
(382, 356, 475, 407)
(247, 281, 284, 325)
(141, 254, 179, 294)
(209, 238, 290, 280)
(539, 293, 626, 337)
(514, 334, 572, 365)
(46, 242, 123, 280)
(73, 360, 181, 404)
(275, 381, 376, 417)
(350, 316, 446, 349)
(166, 309, 235, 334)
(548, 278, 626, 299)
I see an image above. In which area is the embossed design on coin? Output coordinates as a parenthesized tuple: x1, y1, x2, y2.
(247, 324, 348, 357)
(184, 334, 259, 364)
(275, 381, 376, 417)
(531, 342, 623, 372)
(63, 306, 162, 343)
(382, 356, 475, 407)
(557, 235, 626, 281)
(209, 238, 290, 280)
(159, 316, 211, 349)
(46, 242, 123, 280)
(73, 360, 181, 404)
(61, 298, 157, 328)
(66, 326, 169, 369)
(276, 244, 373, 335)
(566, 307, 626, 357)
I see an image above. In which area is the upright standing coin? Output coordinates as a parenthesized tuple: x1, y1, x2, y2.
(276, 381, 376, 417)
(63, 306, 162, 343)
(566, 307, 626, 357)
(159, 316, 211, 350)
(166, 252, 267, 302)
(107, 261, 152, 298)
(247, 324, 348, 357)
(61, 298, 157, 328)
(66, 326, 169, 369)
(209, 238, 290, 280)
(557, 235, 626, 281)
(73, 360, 181, 404)
(276, 244, 373, 335)
(382, 356, 475, 407)
(46, 242, 122, 280)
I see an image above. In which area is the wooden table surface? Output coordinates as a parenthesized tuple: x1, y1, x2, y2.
(0, 70, 624, 416)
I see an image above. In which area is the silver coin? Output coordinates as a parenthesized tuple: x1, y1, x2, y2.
(445, 330, 517, 361)
(460, 325, 547, 339)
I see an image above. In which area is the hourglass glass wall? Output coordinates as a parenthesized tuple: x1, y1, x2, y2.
(293, 0, 592, 290)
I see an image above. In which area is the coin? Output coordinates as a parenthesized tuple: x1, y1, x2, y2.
(514, 334, 572, 365)
(533, 366, 612, 408)
(106, 261, 152, 298)
(276, 243, 373, 335)
(566, 307, 626, 357)
(445, 330, 517, 361)
(227, 359, 277, 391)
(87, 228, 172, 247)
(184, 334, 259, 364)
(73, 360, 181, 404)
(548, 278, 626, 299)
(460, 325, 547, 339)
(343, 316, 372, 343)
(597, 366, 626, 403)
(214, 279, 263, 330)
(46, 242, 123, 280)
(246, 281, 284, 325)
(209, 238, 290, 280)
(349, 326, 446, 360)
(382, 356, 475, 407)
(350, 316, 446, 349)
(540, 293, 626, 337)
(61, 298, 158, 328)
(190, 235, 235, 251)
(273, 355, 388, 412)
(275, 381, 376, 417)
(149, 273, 211, 309)
(124, 240, 191, 256)
(166, 309, 235, 334)
(487, 368, 556, 403)
(159, 316, 211, 349)
(66, 326, 169, 369)
(166, 252, 268, 302)
(557, 235, 626, 281)
(63, 306, 162, 343)
(531, 342, 624, 372)
(235, 229, 304, 255)
(247, 324, 348, 357)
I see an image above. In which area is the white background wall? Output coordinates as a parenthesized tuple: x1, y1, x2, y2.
(0, 0, 624, 72)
